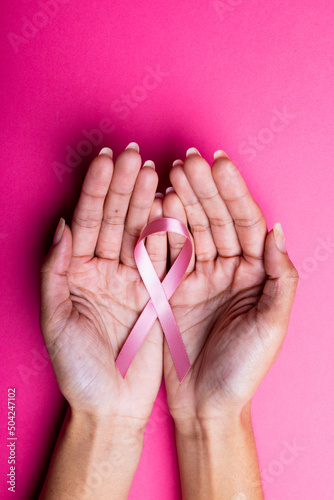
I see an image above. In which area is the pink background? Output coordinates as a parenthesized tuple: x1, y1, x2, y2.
(1, 0, 334, 498)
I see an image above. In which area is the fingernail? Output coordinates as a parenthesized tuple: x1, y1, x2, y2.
(98, 147, 113, 158)
(186, 147, 201, 157)
(155, 192, 164, 199)
(53, 217, 65, 245)
(143, 160, 155, 169)
(125, 142, 139, 152)
(273, 222, 286, 253)
(172, 159, 183, 167)
(165, 187, 175, 195)
(213, 149, 229, 160)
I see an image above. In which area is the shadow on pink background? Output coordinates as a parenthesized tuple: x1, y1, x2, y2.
(1, 0, 333, 498)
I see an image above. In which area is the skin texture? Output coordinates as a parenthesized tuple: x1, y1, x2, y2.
(39, 145, 167, 499)
(163, 150, 298, 423)
(39, 145, 298, 499)
(162, 149, 299, 499)
(40, 146, 166, 423)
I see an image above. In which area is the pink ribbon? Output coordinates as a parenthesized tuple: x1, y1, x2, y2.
(115, 217, 192, 382)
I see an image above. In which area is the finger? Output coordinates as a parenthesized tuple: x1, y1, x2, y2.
(212, 156, 267, 261)
(120, 165, 159, 267)
(40, 219, 73, 342)
(257, 223, 299, 329)
(71, 150, 114, 258)
(162, 190, 195, 273)
(145, 196, 167, 280)
(96, 143, 142, 260)
(169, 162, 217, 263)
(172, 159, 184, 167)
(182, 152, 241, 257)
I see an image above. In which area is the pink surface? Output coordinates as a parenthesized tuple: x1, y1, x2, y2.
(1, 0, 333, 498)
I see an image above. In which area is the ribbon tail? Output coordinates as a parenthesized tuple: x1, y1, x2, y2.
(115, 299, 157, 378)
(162, 319, 191, 382)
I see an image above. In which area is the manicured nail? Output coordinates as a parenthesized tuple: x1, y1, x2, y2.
(143, 160, 155, 169)
(98, 147, 113, 158)
(213, 149, 229, 160)
(273, 222, 286, 253)
(172, 159, 183, 167)
(186, 147, 201, 157)
(155, 192, 164, 199)
(125, 142, 139, 152)
(53, 217, 65, 245)
(165, 187, 175, 195)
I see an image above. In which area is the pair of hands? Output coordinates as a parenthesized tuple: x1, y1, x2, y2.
(40, 143, 298, 437)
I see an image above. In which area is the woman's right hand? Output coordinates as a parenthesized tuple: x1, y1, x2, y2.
(40, 144, 167, 431)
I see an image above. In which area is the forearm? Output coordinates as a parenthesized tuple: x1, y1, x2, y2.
(40, 407, 145, 500)
(174, 403, 264, 500)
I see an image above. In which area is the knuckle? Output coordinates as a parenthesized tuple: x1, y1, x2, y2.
(171, 238, 187, 250)
(196, 251, 216, 262)
(200, 188, 219, 201)
(102, 214, 124, 228)
(282, 267, 299, 286)
(234, 213, 264, 228)
(73, 211, 101, 229)
(287, 267, 299, 282)
(96, 248, 118, 259)
(125, 225, 141, 238)
(190, 223, 210, 233)
(147, 252, 166, 263)
(210, 217, 234, 228)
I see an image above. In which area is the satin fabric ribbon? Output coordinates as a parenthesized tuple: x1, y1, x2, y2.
(115, 217, 192, 382)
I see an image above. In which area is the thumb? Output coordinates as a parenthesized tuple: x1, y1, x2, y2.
(257, 222, 299, 332)
(40, 218, 73, 341)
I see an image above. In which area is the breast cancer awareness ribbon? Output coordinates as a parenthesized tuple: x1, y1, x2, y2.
(115, 217, 192, 382)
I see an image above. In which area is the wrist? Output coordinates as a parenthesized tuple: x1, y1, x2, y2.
(173, 402, 252, 441)
(173, 402, 263, 500)
(40, 406, 146, 500)
(69, 407, 146, 450)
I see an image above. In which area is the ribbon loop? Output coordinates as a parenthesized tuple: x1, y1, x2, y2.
(115, 218, 192, 382)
